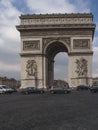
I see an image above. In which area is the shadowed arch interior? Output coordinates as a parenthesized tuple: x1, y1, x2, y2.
(45, 41, 68, 86)
(45, 41, 68, 60)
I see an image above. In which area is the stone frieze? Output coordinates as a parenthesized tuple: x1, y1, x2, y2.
(23, 40, 40, 51)
(73, 39, 90, 49)
(21, 30, 93, 36)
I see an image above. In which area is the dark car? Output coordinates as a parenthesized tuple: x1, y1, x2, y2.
(49, 86, 71, 94)
(90, 85, 98, 93)
(20, 87, 44, 94)
(10, 87, 17, 92)
(76, 85, 89, 91)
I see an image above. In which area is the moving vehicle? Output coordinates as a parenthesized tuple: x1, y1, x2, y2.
(76, 85, 89, 91)
(0, 85, 13, 94)
(20, 87, 44, 94)
(90, 85, 98, 93)
(49, 86, 71, 94)
(10, 87, 17, 92)
(0, 86, 6, 94)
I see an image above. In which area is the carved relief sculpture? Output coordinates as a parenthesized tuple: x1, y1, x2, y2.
(20, 14, 92, 25)
(23, 40, 40, 51)
(26, 60, 37, 77)
(73, 39, 90, 49)
(75, 57, 88, 77)
(43, 37, 70, 49)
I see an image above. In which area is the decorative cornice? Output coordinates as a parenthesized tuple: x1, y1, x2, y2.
(20, 53, 45, 57)
(20, 30, 93, 37)
(71, 77, 92, 79)
(68, 51, 93, 56)
(16, 24, 96, 31)
(20, 13, 93, 19)
(18, 13, 95, 30)
(16, 13, 96, 39)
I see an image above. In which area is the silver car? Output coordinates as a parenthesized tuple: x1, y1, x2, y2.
(0, 86, 6, 94)
(0, 85, 13, 94)
(50, 86, 71, 94)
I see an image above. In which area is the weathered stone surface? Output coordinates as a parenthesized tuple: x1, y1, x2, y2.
(16, 13, 96, 88)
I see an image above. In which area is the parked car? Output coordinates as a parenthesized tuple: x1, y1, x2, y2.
(90, 85, 98, 93)
(10, 87, 17, 92)
(49, 86, 71, 94)
(76, 85, 89, 91)
(20, 87, 44, 94)
(0, 86, 6, 94)
(0, 85, 13, 94)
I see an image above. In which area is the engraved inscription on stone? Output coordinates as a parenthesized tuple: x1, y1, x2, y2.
(23, 40, 40, 50)
(73, 39, 90, 49)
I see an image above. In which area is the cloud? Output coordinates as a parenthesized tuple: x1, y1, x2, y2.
(95, 23, 98, 33)
(26, 0, 90, 14)
(0, 0, 21, 79)
(93, 46, 98, 77)
(93, 34, 98, 78)
(93, 36, 98, 47)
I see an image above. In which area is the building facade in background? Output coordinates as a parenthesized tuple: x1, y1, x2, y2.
(0, 77, 20, 88)
(53, 80, 68, 87)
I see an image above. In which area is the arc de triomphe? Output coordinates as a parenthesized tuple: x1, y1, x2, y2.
(16, 13, 96, 88)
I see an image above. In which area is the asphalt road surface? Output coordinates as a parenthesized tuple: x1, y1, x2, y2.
(0, 91, 98, 130)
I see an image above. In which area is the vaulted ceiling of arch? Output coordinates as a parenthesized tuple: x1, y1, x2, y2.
(46, 41, 68, 60)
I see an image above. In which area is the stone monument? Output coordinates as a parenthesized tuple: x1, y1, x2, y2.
(16, 13, 96, 88)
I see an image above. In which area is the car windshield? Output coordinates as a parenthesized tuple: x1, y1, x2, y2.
(27, 87, 34, 90)
(52, 86, 64, 89)
(52, 86, 58, 88)
(2, 86, 9, 89)
(93, 85, 98, 87)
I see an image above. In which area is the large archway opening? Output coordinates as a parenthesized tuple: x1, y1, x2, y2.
(54, 52, 68, 80)
(45, 41, 68, 87)
(54, 52, 68, 86)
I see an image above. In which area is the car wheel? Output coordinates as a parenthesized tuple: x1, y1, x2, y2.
(51, 91, 54, 94)
(40, 90, 44, 94)
(9, 92, 12, 94)
(25, 91, 29, 95)
(64, 90, 68, 94)
(90, 90, 95, 93)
